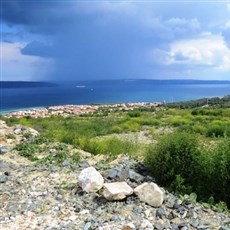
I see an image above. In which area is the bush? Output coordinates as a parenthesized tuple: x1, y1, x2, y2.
(192, 125, 207, 135)
(138, 118, 160, 126)
(211, 138, 230, 205)
(206, 125, 225, 137)
(15, 143, 39, 161)
(145, 131, 200, 193)
(167, 117, 191, 127)
(81, 136, 138, 157)
(120, 120, 140, 132)
(127, 110, 141, 117)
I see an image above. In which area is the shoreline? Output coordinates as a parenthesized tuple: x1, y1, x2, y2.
(0, 106, 45, 115)
(2, 102, 162, 118)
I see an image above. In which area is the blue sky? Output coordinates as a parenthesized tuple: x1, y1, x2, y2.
(1, 1, 230, 81)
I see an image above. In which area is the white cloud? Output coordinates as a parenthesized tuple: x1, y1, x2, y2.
(1, 42, 54, 81)
(165, 18, 200, 30)
(225, 20, 230, 28)
(227, 4, 230, 12)
(151, 34, 230, 72)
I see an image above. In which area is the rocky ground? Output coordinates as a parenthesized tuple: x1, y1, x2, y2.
(0, 120, 230, 230)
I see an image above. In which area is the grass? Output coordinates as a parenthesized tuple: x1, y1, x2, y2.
(14, 135, 80, 165)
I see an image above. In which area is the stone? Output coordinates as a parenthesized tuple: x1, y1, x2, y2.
(219, 227, 230, 230)
(126, 223, 136, 229)
(78, 160, 90, 169)
(165, 195, 176, 208)
(141, 219, 154, 229)
(156, 207, 166, 219)
(198, 225, 210, 230)
(191, 218, 200, 228)
(78, 167, 104, 193)
(0, 147, 8, 154)
(103, 168, 120, 179)
(83, 222, 92, 230)
(103, 182, 133, 201)
(134, 182, 164, 207)
(128, 170, 144, 183)
(168, 211, 178, 220)
(0, 175, 8, 183)
(118, 168, 129, 181)
(136, 162, 147, 174)
(14, 128, 22, 135)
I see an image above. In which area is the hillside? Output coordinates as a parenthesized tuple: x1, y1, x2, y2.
(166, 95, 230, 108)
(0, 120, 230, 229)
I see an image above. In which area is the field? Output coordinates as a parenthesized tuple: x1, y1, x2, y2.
(2, 102, 230, 209)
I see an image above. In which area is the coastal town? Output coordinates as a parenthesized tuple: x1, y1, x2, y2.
(3, 102, 162, 118)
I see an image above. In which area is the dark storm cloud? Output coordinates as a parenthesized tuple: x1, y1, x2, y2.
(21, 41, 55, 58)
(3, 1, 161, 79)
(2, 1, 230, 80)
(2, 1, 73, 34)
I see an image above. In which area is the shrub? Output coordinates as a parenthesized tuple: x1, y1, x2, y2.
(167, 117, 191, 127)
(211, 138, 230, 205)
(81, 136, 138, 157)
(206, 125, 225, 137)
(111, 125, 123, 133)
(145, 131, 200, 193)
(5, 133, 16, 139)
(127, 110, 141, 117)
(138, 118, 160, 126)
(15, 143, 38, 161)
(192, 125, 207, 135)
(120, 120, 140, 132)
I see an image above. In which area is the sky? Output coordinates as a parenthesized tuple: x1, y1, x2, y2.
(1, 1, 230, 81)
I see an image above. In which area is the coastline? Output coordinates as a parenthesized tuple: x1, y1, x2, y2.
(0, 106, 45, 115)
(2, 102, 162, 118)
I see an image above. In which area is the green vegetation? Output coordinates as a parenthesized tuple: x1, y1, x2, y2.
(145, 132, 230, 208)
(5, 133, 16, 139)
(3, 100, 230, 208)
(166, 95, 230, 109)
(14, 135, 80, 165)
(79, 136, 140, 157)
(15, 142, 39, 161)
(145, 132, 200, 194)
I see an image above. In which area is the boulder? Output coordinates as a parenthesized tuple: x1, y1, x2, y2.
(103, 182, 133, 201)
(134, 182, 164, 207)
(78, 167, 104, 193)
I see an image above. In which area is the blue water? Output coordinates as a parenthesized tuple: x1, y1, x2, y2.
(1, 79, 230, 114)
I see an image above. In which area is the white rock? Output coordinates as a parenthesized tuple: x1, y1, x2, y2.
(27, 127, 39, 136)
(69, 215, 77, 221)
(141, 219, 154, 229)
(78, 167, 104, 192)
(103, 182, 133, 201)
(14, 128, 22, 135)
(79, 209, 90, 215)
(134, 182, 164, 207)
(126, 223, 136, 229)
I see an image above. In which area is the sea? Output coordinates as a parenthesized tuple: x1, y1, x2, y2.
(1, 79, 230, 114)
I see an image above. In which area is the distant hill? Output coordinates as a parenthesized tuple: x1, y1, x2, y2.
(0, 81, 58, 88)
(167, 95, 230, 108)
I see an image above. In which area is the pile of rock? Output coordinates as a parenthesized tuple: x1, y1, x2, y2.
(0, 120, 39, 151)
(78, 166, 164, 208)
